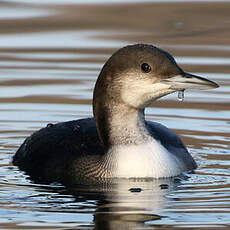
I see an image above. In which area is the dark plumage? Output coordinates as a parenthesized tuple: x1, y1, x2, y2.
(13, 118, 194, 182)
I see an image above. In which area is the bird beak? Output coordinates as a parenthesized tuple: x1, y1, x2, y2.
(161, 72, 219, 90)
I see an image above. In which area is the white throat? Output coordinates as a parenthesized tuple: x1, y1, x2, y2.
(106, 140, 187, 178)
(97, 102, 187, 178)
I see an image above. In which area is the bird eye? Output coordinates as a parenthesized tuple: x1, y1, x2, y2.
(141, 63, 151, 73)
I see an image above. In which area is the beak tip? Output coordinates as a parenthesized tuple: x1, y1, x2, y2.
(206, 79, 219, 90)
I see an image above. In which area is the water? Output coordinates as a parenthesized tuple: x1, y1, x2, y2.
(0, 0, 230, 229)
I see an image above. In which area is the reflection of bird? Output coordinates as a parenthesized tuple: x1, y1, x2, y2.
(13, 44, 218, 183)
(94, 178, 173, 230)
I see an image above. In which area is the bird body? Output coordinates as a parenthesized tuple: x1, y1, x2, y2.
(13, 44, 218, 183)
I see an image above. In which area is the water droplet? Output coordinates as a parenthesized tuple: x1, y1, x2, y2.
(46, 123, 54, 128)
(178, 90, 184, 102)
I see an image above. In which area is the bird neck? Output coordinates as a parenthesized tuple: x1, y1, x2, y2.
(93, 101, 150, 149)
(93, 69, 151, 150)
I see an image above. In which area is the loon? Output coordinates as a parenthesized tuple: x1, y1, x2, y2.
(13, 44, 218, 183)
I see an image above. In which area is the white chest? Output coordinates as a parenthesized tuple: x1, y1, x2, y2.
(107, 140, 186, 178)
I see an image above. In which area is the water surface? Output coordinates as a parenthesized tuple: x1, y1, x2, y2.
(0, 0, 229, 229)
